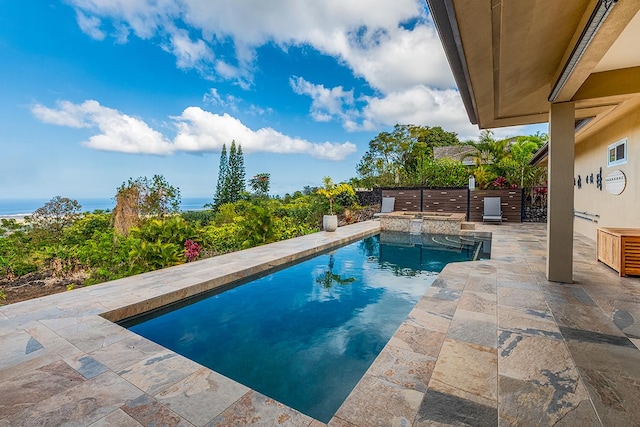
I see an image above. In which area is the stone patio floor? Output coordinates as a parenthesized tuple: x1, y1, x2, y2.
(1, 221, 640, 426)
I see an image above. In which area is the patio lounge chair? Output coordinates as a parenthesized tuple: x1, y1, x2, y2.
(483, 197, 502, 224)
(381, 197, 395, 213)
(374, 197, 395, 217)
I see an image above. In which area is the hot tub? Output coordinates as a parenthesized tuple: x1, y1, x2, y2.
(379, 211, 466, 235)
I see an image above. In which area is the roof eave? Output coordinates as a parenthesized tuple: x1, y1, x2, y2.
(426, 0, 479, 125)
(529, 142, 549, 166)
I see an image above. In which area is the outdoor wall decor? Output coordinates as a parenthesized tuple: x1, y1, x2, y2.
(597, 167, 603, 191)
(605, 170, 626, 195)
(577, 175, 582, 189)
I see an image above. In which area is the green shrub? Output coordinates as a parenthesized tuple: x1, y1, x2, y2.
(128, 239, 185, 274)
(239, 205, 277, 248)
(181, 209, 217, 226)
(62, 212, 112, 246)
(0, 232, 38, 278)
(127, 216, 195, 273)
(200, 222, 243, 255)
(76, 229, 137, 284)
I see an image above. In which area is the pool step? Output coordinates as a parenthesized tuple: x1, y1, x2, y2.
(430, 235, 477, 250)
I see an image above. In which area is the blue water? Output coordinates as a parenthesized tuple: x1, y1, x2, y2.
(0, 197, 212, 217)
(123, 232, 490, 422)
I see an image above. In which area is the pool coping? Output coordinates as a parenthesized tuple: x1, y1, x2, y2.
(2, 221, 640, 426)
(100, 222, 380, 323)
(0, 221, 381, 425)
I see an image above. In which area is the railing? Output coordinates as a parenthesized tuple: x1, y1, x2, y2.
(574, 210, 599, 222)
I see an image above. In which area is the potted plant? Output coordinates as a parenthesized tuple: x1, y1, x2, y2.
(317, 177, 355, 232)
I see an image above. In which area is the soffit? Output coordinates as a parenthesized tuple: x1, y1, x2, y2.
(444, 0, 640, 138)
(594, 8, 640, 72)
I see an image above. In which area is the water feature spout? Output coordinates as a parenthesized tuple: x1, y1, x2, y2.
(409, 219, 422, 234)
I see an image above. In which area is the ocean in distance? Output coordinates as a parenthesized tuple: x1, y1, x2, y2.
(0, 197, 213, 218)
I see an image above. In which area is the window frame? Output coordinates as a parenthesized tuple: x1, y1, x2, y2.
(607, 138, 627, 167)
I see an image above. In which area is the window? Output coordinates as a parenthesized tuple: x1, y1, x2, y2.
(607, 138, 627, 167)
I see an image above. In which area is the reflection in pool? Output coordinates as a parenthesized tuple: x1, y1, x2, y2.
(121, 231, 490, 422)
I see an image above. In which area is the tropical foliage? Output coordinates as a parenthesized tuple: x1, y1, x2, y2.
(316, 177, 356, 215)
(1, 124, 549, 304)
(249, 173, 270, 197)
(112, 175, 181, 235)
(355, 124, 464, 187)
(355, 125, 547, 190)
(28, 196, 82, 243)
(0, 175, 360, 291)
(464, 130, 548, 189)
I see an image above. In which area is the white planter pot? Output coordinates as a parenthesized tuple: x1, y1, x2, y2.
(323, 215, 338, 232)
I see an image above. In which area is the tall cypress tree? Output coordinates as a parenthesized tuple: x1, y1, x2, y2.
(214, 143, 229, 206)
(228, 140, 246, 202)
(235, 144, 246, 197)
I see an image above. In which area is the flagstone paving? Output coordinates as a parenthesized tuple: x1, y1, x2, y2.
(1, 221, 640, 426)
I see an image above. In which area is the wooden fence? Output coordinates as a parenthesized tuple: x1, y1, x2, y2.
(468, 189, 522, 223)
(378, 187, 523, 222)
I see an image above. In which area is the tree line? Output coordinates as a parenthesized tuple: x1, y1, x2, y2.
(353, 125, 547, 190)
(0, 123, 547, 303)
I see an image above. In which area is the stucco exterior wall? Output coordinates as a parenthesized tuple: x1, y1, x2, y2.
(574, 107, 640, 240)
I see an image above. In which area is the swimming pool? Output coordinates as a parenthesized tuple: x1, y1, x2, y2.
(121, 231, 490, 422)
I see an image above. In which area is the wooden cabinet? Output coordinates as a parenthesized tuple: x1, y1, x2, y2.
(597, 228, 640, 277)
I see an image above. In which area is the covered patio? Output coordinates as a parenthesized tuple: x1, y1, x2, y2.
(427, 0, 640, 282)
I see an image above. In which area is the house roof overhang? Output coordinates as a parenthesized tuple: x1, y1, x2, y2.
(426, 0, 640, 143)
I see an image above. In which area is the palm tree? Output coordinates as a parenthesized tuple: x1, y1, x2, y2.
(463, 130, 510, 188)
(315, 254, 355, 289)
(463, 130, 510, 167)
(509, 137, 542, 188)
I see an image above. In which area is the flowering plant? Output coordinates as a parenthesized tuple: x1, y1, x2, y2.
(531, 186, 548, 207)
(491, 176, 509, 189)
(184, 239, 201, 262)
(533, 186, 548, 195)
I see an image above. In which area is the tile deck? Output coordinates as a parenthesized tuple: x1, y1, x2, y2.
(1, 221, 640, 426)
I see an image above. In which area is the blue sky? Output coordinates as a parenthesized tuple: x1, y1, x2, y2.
(0, 1, 547, 200)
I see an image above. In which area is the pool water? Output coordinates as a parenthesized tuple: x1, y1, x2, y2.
(122, 232, 490, 422)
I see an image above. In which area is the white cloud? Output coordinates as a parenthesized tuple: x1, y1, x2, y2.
(173, 107, 356, 160)
(75, 11, 105, 40)
(290, 76, 355, 123)
(66, 0, 454, 92)
(202, 88, 224, 106)
(32, 100, 173, 154)
(289, 81, 480, 139)
(203, 89, 271, 116)
(340, 24, 453, 93)
(68, 0, 180, 40)
(66, 1, 505, 139)
(163, 27, 214, 70)
(359, 86, 479, 138)
(32, 100, 94, 128)
(31, 100, 356, 160)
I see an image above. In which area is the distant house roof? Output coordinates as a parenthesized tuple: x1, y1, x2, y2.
(433, 146, 477, 166)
